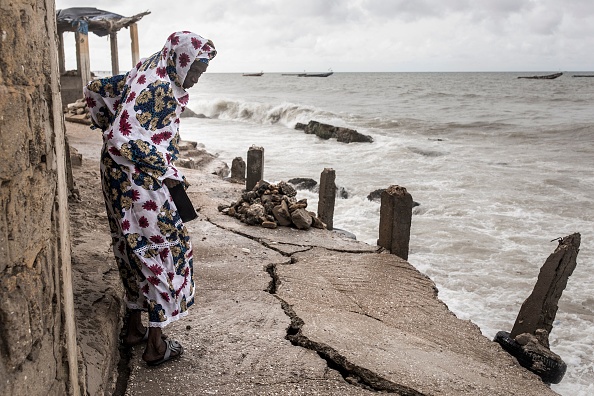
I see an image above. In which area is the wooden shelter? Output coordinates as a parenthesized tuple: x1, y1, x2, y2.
(56, 7, 150, 105)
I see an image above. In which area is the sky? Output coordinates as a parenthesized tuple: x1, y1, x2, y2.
(55, 0, 594, 73)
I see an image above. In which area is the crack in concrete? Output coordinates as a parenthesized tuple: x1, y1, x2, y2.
(206, 217, 314, 256)
(205, 216, 424, 394)
(266, 264, 426, 395)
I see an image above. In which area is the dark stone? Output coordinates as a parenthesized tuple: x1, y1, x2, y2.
(294, 122, 307, 130)
(230, 157, 246, 181)
(272, 201, 292, 226)
(288, 178, 318, 191)
(277, 181, 297, 197)
(290, 208, 312, 230)
(367, 189, 384, 202)
(180, 108, 207, 118)
(302, 120, 373, 143)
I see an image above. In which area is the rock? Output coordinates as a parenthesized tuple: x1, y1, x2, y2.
(294, 122, 307, 130)
(277, 181, 296, 197)
(261, 221, 278, 229)
(180, 108, 207, 118)
(272, 201, 292, 226)
(178, 140, 198, 151)
(291, 208, 312, 230)
(245, 203, 265, 226)
(367, 189, 384, 202)
(289, 199, 308, 211)
(300, 120, 373, 143)
(288, 178, 318, 191)
(334, 127, 373, 143)
(310, 212, 327, 229)
(230, 157, 246, 181)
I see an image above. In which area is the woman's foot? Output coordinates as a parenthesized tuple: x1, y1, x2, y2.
(122, 310, 166, 347)
(142, 328, 183, 365)
(122, 310, 147, 347)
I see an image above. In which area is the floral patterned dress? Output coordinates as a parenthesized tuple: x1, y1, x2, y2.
(84, 32, 217, 327)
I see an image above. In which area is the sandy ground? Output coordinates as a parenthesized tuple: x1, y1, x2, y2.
(64, 121, 558, 396)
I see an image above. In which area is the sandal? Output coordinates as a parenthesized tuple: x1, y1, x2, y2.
(146, 339, 184, 366)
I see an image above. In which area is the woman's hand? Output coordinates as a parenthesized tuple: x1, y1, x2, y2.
(163, 179, 180, 188)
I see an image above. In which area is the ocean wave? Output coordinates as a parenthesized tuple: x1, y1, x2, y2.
(189, 98, 342, 129)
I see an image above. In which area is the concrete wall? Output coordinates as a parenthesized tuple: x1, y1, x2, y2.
(0, 1, 79, 395)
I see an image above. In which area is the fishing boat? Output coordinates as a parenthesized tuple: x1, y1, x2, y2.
(242, 71, 263, 77)
(517, 72, 563, 80)
(298, 71, 333, 77)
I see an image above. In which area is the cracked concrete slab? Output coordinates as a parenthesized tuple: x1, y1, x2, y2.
(275, 248, 556, 395)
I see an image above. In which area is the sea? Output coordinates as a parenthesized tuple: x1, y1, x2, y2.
(181, 71, 593, 395)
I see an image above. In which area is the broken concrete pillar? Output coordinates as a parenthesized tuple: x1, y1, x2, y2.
(317, 168, 336, 230)
(231, 157, 246, 181)
(246, 146, 264, 191)
(510, 233, 581, 342)
(377, 185, 413, 260)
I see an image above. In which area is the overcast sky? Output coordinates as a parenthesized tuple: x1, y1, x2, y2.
(55, 0, 594, 73)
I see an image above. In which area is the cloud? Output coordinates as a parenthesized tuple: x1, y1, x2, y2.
(55, 0, 594, 72)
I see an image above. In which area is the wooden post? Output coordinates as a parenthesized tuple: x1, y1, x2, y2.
(58, 31, 66, 75)
(129, 23, 140, 67)
(246, 146, 264, 191)
(510, 233, 580, 343)
(75, 31, 91, 86)
(109, 32, 119, 76)
(378, 185, 413, 260)
(317, 168, 336, 230)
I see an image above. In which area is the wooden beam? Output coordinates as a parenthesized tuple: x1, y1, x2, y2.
(58, 31, 66, 75)
(110, 32, 119, 75)
(130, 23, 140, 67)
(75, 31, 91, 87)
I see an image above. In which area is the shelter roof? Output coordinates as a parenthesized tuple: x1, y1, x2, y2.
(56, 7, 150, 37)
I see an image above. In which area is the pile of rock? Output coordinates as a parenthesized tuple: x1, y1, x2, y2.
(218, 180, 326, 230)
(64, 98, 91, 125)
(295, 120, 373, 143)
(175, 140, 229, 178)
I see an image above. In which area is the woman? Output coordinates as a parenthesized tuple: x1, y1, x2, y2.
(84, 31, 216, 365)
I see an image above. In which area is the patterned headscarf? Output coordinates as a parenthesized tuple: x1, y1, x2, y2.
(84, 31, 216, 184)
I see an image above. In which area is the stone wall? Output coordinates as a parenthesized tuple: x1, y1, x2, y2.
(0, 1, 79, 395)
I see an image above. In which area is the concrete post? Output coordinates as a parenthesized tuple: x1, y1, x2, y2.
(231, 157, 246, 181)
(510, 233, 580, 343)
(75, 31, 91, 87)
(317, 168, 336, 230)
(377, 185, 413, 260)
(130, 23, 140, 67)
(246, 146, 264, 191)
(109, 32, 119, 76)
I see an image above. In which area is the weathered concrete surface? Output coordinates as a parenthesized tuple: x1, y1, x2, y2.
(1, 2, 79, 395)
(68, 164, 125, 396)
(64, 121, 557, 396)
